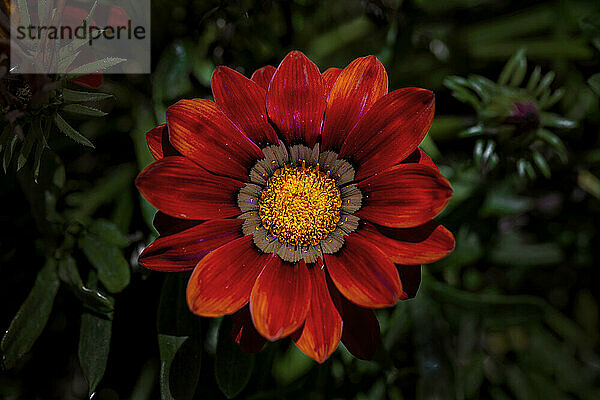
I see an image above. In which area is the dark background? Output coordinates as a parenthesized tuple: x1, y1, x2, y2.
(1, 0, 599, 399)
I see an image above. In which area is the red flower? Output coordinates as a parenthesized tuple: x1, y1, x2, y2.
(136, 51, 454, 363)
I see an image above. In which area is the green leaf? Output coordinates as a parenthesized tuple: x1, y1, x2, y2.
(509, 53, 527, 87)
(3, 133, 19, 173)
(17, 0, 31, 29)
(58, 254, 114, 313)
(153, 41, 193, 104)
(534, 71, 555, 97)
(157, 275, 202, 400)
(33, 138, 46, 183)
(62, 104, 108, 117)
(532, 150, 551, 178)
(215, 317, 255, 399)
(587, 73, 600, 97)
(537, 129, 567, 163)
(68, 57, 126, 75)
(54, 113, 95, 148)
(526, 66, 541, 92)
(38, 0, 48, 23)
(1, 258, 60, 369)
(79, 235, 131, 293)
(89, 219, 129, 248)
(540, 88, 564, 109)
(498, 48, 526, 86)
(79, 271, 112, 397)
(423, 277, 546, 327)
(62, 89, 113, 103)
(17, 120, 41, 171)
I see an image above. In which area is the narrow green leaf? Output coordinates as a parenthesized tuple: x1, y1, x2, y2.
(17, 121, 41, 171)
(473, 139, 485, 167)
(537, 129, 567, 163)
(526, 66, 541, 92)
(215, 318, 255, 399)
(157, 275, 202, 400)
(79, 271, 112, 397)
(532, 150, 551, 178)
(423, 277, 546, 326)
(89, 219, 129, 248)
(38, 0, 48, 24)
(3, 133, 19, 173)
(509, 54, 527, 87)
(534, 71, 555, 97)
(498, 48, 526, 86)
(62, 104, 108, 117)
(62, 89, 113, 103)
(58, 254, 114, 313)
(17, 0, 31, 29)
(578, 170, 600, 199)
(1, 258, 60, 369)
(54, 114, 95, 148)
(587, 73, 600, 97)
(541, 88, 564, 109)
(68, 57, 126, 75)
(540, 112, 576, 129)
(57, 51, 82, 73)
(79, 235, 131, 293)
(33, 139, 46, 183)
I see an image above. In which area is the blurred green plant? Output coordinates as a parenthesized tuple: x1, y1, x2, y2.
(444, 49, 576, 179)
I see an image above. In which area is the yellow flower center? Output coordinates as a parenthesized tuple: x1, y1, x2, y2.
(258, 163, 342, 247)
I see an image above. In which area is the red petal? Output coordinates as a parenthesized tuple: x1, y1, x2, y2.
(166, 99, 263, 181)
(231, 305, 266, 353)
(266, 51, 327, 147)
(322, 67, 342, 98)
(250, 258, 311, 341)
(293, 262, 342, 363)
(73, 73, 103, 89)
(401, 148, 438, 171)
(339, 88, 435, 180)
(324, 233, 403, 308)
(152, 212, 201, 235)
(139, 219, 243, 272)
(136, 156, 244, 220)
(251, 65, 276, 90)
(212, 66, 279, 147)
(356, 164, 452, 228)
(322, 56, 388, 151)
(328, 281, 380, 360)
(396, 265, 422, 299)
(146, 124, 178, 160)
(187, 236, 271, 317)
(357, 222, 455, 264)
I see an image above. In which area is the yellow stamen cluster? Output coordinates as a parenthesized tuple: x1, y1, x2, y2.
(259, 163, 342, 246)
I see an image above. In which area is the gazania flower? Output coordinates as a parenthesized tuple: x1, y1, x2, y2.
(136, 51, 454, 363)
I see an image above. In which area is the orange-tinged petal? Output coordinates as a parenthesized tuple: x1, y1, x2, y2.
(136, 157, 244, 220)
(250, 258, 311, 341)
(322, 67, 342, 98)
(266, 51, 327, 147)
(357, 222, 455, 265)
(212, 66, 279, 147)
(186, 236, 271, 317)
(167, 99, 263, 181)
(356, 164, 452, 228)
(146, 124, 178, 161)
(339, 88, 435, 180)
(294, 262, 342, 363)
(251, 65, 276, 90)
(139, 219, 243, 272)
(324, 233, 403, 308)
(322, 56, 388, 151)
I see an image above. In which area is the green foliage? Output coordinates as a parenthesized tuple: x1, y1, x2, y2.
(1, 259, 60, 370)
(215, 317, 255, 398)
